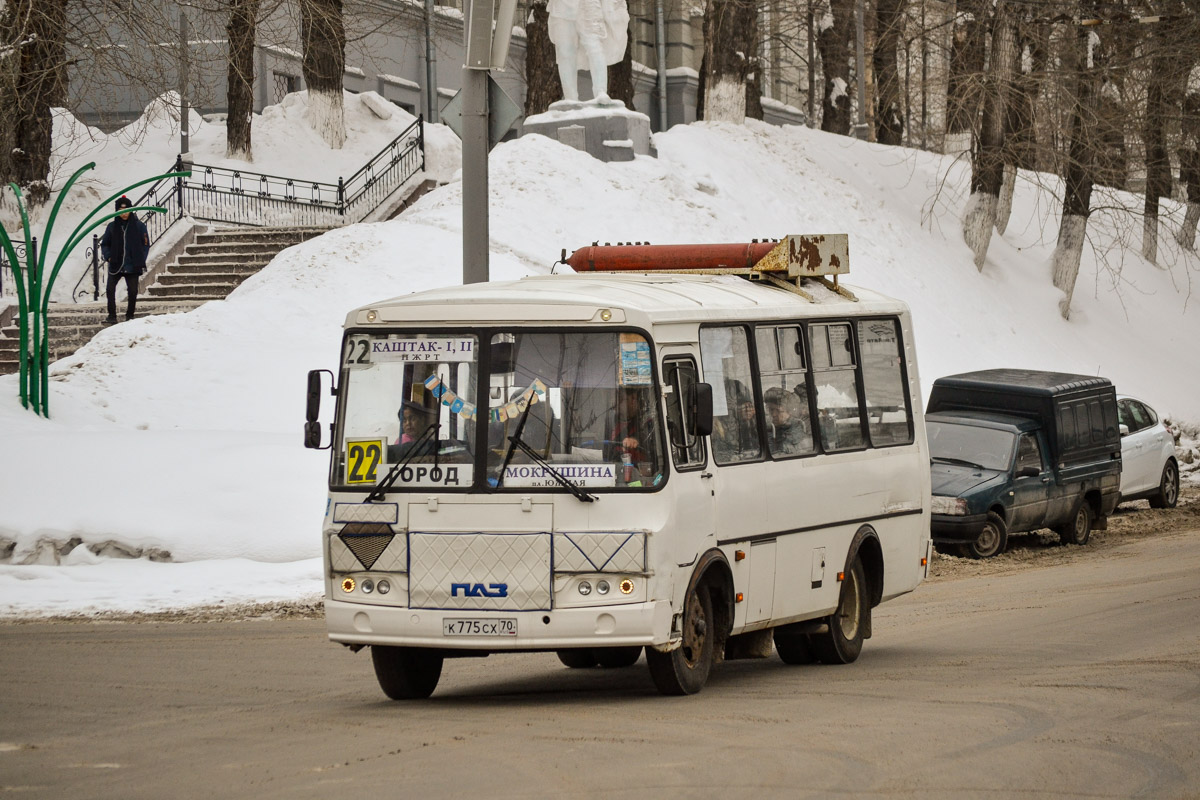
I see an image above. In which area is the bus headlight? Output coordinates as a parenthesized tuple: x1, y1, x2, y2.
(930, 496, 969, 515)
(361, 579, 375, 594)
(578, 581, 592, 595)
(377, 580, 391, 595)
(596, 579, 610, 595)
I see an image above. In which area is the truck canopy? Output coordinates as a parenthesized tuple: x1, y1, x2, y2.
(926, 369, 1120, 466)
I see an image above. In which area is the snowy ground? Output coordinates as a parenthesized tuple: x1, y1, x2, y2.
(2, 93, 1199, 617)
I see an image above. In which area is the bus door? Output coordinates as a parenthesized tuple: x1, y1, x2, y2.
(661, 352, 715, 564)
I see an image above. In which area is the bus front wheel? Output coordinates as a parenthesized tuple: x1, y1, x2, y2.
(646, 586, 714, 695)
(810, 558, 866, 665)
(372, 646, 443, 700)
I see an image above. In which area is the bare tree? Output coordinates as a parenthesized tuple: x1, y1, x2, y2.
(702, 0, 759, 122)
(0, 0, 69, 206)
(524, 0, 562, 115)
(226, 0, 261, 159)
(1051, 3, 1102, 319)
(995, 20, 1048, 234)
(962, 0, 1014, 269)
(1140, 2, 1178, 264)
(817, 0, 854, 133)
(873, 0, 906, 144)
(1178, 83, 1200, 249)
(608, 21, 635, 108)
(301, 0, 346, 148)
(945, 0, 986, 153)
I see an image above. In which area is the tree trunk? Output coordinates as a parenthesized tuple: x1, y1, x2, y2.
(872, 0, 905, 145)
(608, 22, 635, 108)
(1177, 93, 1200, 250)
(702, 0, 757, 122)
(1141, 20, 1173, 265)
(226, 0, 261, 160)
(817, 0, 854, 134)
(944, 0, 987, 154)
(0, 0, 68, 206)
(962, 1, 1013, 269)
(1052, 6, 1099, 321)
(524, 0, 563, 115)
(995, 22, 1045, 234)
(301, 0, 346, 149)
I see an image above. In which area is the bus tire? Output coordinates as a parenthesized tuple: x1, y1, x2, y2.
(773, 628, 817, 664)
(371, 646, 443, 700)
(646, 586, 714, 695)
(810, 558, 866, 665)
(1056, 501, 1092, 546)
(595, 646, 642, 668)
(556, 649, 598, 668)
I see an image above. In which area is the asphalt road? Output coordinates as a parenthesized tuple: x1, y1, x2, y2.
(2, 528, 1199, 799)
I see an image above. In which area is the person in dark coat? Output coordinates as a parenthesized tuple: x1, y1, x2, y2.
(100, 196, 151, 323)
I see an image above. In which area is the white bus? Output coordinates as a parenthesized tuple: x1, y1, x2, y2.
(304, 236, 931, 698)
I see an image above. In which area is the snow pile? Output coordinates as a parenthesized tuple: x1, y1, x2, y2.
(1, 111, 1198, 616)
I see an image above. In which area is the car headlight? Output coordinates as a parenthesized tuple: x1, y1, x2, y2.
(931, 496, 970, 515)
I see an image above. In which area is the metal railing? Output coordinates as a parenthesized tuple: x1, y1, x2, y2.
(71, 116, 425, 302)
(1, 239, 33, 301)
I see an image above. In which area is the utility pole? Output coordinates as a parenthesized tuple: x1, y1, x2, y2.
(462, 0, 492, 285)
(180, 6, 189, 157)
(424, 0, 439, 124)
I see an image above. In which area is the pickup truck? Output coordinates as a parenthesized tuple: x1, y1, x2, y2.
(925, 369, 1122, 558)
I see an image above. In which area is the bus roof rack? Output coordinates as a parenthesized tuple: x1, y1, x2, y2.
(562, 234, 855, 302)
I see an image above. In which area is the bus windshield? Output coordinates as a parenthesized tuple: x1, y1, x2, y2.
(486, 331, 662, 491)
(334, 329, 663, 492)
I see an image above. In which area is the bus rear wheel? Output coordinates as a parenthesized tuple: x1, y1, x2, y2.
(646, 586, 714, 695)
(372, 646, 443, 700)
(810, 558, 866, 665)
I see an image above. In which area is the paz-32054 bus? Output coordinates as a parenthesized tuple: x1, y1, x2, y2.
(304, 235, 931, 697)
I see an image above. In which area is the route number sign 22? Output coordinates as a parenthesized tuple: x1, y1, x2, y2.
(345, 439, 385, 484)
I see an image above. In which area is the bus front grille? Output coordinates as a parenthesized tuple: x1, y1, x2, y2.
(408, 531, 552, 611)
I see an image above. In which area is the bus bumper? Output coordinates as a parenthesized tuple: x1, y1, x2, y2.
(325, 598, 674, 650)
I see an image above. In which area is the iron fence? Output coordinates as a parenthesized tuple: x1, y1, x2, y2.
(70, 116, 425, 302)
(1, 239, 32, 300)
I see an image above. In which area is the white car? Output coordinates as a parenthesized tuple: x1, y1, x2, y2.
(1117, 395, 1179, 508)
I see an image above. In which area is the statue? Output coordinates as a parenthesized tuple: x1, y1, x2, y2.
(547, 0, 630, 104)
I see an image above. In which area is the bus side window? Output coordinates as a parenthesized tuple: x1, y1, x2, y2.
(755, 325, 814, 458)
(857, 318, 913, 446)
(663, 358, 705, 468)
(700, 326, 761, 465)
(810, 322, 866, 452)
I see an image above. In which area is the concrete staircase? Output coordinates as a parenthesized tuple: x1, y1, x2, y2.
(0, 300, 203, 375)
(0, 226, 330, 376)
(145, 226, 330, 301)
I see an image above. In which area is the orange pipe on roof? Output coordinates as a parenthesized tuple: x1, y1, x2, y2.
(565, 242, 778, 272)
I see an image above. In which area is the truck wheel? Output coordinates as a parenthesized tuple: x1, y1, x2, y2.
(809, 558, 866, 664)
(371, 646, 443, 700)
(646, 585, 714, 695)
(1149, 461, 1179, 509)
(773, 627, 817, 664)
(556, 649, 598, 668)
(595, 646, 642, 668)
(1057, 502, 1092, 546)
(966, 512, 1008, 559)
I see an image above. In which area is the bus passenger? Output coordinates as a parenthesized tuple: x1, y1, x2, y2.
(764, 387, 812, 456)
(609, 386, 660, 483)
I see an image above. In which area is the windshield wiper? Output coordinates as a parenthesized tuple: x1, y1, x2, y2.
(366, 422, 440, 502)
(492, 390, 538, 490)
(931, 456, 986, 470)
(506, 436, 597, 503)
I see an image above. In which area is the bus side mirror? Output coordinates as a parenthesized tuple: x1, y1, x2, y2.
(691, 382, 713, 437)
(305, 369, 336, 450)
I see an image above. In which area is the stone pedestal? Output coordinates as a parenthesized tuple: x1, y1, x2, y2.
(521, 100, 655, 162)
